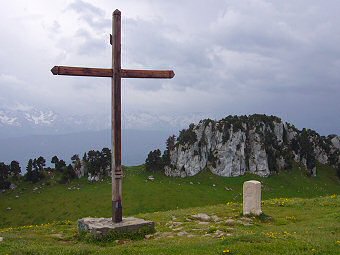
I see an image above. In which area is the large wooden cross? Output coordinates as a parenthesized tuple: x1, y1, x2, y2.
(51, 9, 175, 223)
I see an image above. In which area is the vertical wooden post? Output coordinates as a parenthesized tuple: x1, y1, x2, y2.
(112, 9, 122, 223)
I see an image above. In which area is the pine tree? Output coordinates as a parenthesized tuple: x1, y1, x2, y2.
(101, 148, 111, 175)
(10, 160, 21, 179)
(51, 156, 59, 170)
(71, 154, 81, 175)
(36, 156, 46, 172)
(0, 162, 11, 189)
(25, 159, 36, 183)
(162, 135, 176, 165)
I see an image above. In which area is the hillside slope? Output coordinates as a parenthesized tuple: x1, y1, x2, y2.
(1, 164, 339, 228)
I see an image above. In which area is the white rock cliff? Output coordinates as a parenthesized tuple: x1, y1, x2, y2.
(163, 115, 340, 178)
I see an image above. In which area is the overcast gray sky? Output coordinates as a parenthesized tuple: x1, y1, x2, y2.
(1, 0, 340, 135)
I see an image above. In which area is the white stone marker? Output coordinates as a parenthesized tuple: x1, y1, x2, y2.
(243, 180, 262, 216)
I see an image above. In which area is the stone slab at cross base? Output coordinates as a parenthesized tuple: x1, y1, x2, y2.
(78, 217, 155, 238)
(243, 180, 262, 216)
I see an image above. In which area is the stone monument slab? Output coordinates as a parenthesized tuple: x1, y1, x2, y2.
(243, 180, 262, 216)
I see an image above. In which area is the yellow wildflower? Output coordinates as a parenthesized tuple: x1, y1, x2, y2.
(223, 249, 232, 254)
(264, 232, 277, 239)
(286, 216, 296, 221)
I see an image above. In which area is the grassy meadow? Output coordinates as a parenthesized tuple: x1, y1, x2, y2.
(0, 195, 339, 254)
(0, 164, 339, 228)
(0, 164, 339, 254)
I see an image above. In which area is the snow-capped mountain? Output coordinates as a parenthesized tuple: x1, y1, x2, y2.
(0, 112, 19, 126)
(0, 107, 206, 139)
(0, 108, 109, 138)
(23, 110, 57, 125)
(0, 109, 57, 127)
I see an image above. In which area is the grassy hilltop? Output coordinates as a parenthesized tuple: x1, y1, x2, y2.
(0, 164, 339, 254)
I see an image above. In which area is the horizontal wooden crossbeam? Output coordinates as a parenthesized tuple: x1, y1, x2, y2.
(121, 69, 175, 79)
(51, 66, 175, 79)
(51, 66, 111, 77)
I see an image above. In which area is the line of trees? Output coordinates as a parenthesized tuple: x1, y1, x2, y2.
(0, 147, 113, 189)
(25, 155, 83, 184)
(0, 155, 79, 188)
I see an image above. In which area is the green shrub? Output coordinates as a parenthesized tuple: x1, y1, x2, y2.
(177, 124, 197, 145)
(145, 149, 163, 172)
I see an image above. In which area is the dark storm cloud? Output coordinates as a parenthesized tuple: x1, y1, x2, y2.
(205, 1, 340, 98)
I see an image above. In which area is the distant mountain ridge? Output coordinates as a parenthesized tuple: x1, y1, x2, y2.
(0, 108, 108, 138)
(160, 114, 340, 178)
(0, 107, 204, 139)
(0, 106, 205, 170)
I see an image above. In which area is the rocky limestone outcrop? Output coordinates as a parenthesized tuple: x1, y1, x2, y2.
(162, 115, 340, 178)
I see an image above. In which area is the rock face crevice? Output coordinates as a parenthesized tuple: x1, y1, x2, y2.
(162, 115, 340, 178)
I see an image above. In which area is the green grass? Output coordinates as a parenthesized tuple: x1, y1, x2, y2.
(0, 195, 339, 254)
(0, 164, 339, 228)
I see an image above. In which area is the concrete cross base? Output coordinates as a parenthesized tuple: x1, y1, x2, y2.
(78, 217, 155, 239)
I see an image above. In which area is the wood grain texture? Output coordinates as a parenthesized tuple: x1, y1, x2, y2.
(112, 8, 123, 223)
(121, 69, 175, 79)
(51, 66, 112, 77)
(51, 66, 175, 79)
